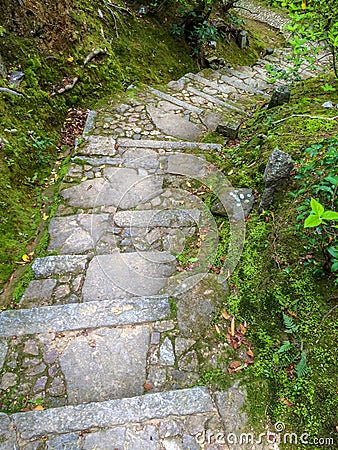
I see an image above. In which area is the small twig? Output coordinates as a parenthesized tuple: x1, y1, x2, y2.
(315, 304, 338, 332)
(52, 77, 79, 95)
(84, 48, 107, 65)
(272, 114, 338, 125)
(0, 87, 24, 97)
(105, 1, 132, 16)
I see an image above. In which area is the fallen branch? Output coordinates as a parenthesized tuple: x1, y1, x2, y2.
(315, 303, 338, 332)
(52, 77, 79, 95)
(84, 48, 107, 65)
(272, 114, 338, 125)
(105, 1, 133, 16)
(0, 87, 24, 97)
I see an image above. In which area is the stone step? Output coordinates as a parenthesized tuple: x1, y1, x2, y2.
(219, 73, 270, 98)
(147, 86, 203, 114)
(184, 72, 232, 94)
(82, 249, 176, 300)
(0, 295, 170, 337)
(114, 209, 200, 228)
(186, 86, 246, 114)
(8, 387, 224, 446)
(117, 138, 222, 152)
(32, 255, 89, 279)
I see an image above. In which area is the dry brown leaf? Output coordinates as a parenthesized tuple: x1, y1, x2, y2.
(280, 397, 294, 407)
(33, 405, 44, 411)
(144, 382, 153, 391)
(215, 324, 221, 334)
(231, 317, 235, 337)
(229, 360, 241, 369)
(247, 348, 254, 358)
(222, 310, 231, 320)
(239, 323, 247, 335)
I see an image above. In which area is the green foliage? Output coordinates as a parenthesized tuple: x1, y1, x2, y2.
(289, 139, 338, 282)
(269, 0, 338, 78)
(282, 313, 299, 334)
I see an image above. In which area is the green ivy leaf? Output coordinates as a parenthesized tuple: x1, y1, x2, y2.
(328, 247, 338, 258)
(304, 214, 322, 228)
(310, 198, 324, 216)
(321, 211, 338, 221)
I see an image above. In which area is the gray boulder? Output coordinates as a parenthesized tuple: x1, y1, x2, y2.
(260, 148, 293, 210)
(268, 85, 290, 109)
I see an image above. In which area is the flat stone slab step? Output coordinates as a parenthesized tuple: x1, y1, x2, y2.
(11, 386, 217, 442)
(82, 250, 176, 300)
(147, 87, 203, 114)
(32, 255, 89, 279)
(184, 72, 233, 94)
(0, 296, 170, 337)
(117, 138, 222, 151)
(220, 73, 270, 97)
(114, 209, 200, 228)
(186, 86, 246, 114)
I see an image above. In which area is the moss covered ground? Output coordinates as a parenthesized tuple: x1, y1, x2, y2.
(0, 0, 337, 446)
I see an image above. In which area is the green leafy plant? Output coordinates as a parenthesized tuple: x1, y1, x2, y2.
(269, 0, 338, 78)
(275, 314, 308, 378)
(304, 198, 338, 228)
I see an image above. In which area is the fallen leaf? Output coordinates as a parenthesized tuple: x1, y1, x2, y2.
(239, 323, 247, 335)
(247, 348, 254, 358)
(42, 213, 49, 221)
(22, 254, 31, 263)
(67, 56, 74, 62)
(222, 310, 231, 320)
(33, 405, 44, 411)
(144, 382, 153, 391)
(231, 317, 235, 337)
(215, 324, 221, 334)
(229, 360, 241, 369)
(280, 397, 294, 407)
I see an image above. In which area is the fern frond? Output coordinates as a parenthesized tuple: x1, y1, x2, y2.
(277, 340, 293, 353)
(295, 352, 308, 377)
(283, 313, 299, 334)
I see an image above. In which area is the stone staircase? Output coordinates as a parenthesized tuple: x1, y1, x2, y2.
(0, 21, 330, 450)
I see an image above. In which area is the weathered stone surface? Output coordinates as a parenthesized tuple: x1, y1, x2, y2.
(237, 30, 248, 49)
(121, 148, 160, 170)
(147, 102, 203, 141)
(47, 376, 65, 397)
(118, 138, 221, 152)
(268, 85, 290, 109)
(13, 387, 214, 440)
(48, 214, 110, 254)
(151, 331, 161, 345)
(0, 339, 8, 371)
(166, 153, 206, 178)
(176, 276, 227, 337)
(216, 122, 241, 140)
(33, 376, 48, 393)
(211, 188, 255, 220)
(260, 148, 293, 210)
(21, 279, 57, 303)
(114, 209, 200, 228)
(45, 432, 81, 449)
(59, 326, 150, 403)
(32, 256, 88, 279)
(82, 250, 176, 299)
(83, 428, 126, 449)
(0, 296, 170, 337)
(214, 381, 248, 435)
(148, 88, 203, 114)
(160, 337, 175, 366)
(62, 168, 163, 209)
(0, 413, 18, 449)
(0, 372, 17, 390)
(125, 424, 159, 449)
(23, 339, 39, 356)
(76, 135, 116, 156)
(175, 338, 196, 357)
